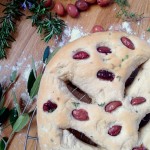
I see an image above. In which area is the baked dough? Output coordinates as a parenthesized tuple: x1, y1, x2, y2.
(37, 31, 150, 150)
(139, 121, 150, 149)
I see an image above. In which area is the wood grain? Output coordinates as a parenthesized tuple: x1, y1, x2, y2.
(0, 0, 150, 149)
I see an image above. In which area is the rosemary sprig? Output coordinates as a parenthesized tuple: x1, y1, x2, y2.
(0, 0, 24, 59)
(115, 0, 144, 22)
(147, 28, 150, 32)
(27, 0, 66, 43)
(27, 1, 48, 26)
(0, 0, 66, 59)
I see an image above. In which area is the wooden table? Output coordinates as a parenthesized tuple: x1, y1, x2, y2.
(0, 0, 150, 149)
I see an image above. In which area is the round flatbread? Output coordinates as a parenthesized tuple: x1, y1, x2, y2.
(37, 31, 150, 150)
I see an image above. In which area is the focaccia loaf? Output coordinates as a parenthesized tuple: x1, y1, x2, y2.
(37, 31, 150, 150)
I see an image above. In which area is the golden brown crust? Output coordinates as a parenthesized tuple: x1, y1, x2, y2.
(37, 31, 150, 150)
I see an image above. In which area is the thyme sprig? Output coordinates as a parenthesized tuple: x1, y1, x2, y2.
(115, 0, 129, 7)
(115, 0, 144, 22)
(0, 0, 24, 59)
(116, 8, 144, 22)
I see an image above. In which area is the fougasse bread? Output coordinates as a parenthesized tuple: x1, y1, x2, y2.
(37, 31, 150, 150)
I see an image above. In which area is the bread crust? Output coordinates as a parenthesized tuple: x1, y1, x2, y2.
(37, 31, 150, 150)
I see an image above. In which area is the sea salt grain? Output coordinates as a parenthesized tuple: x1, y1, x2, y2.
(22, 60, 43, 82)
(12, 66, 19, 71)
(147, 38, 150, 45)
(113, 7, 116, 11)
(0, 76, 7, 86)
(109, 22, 134, 35)
(21, 92, 31, 104)
(69, 26, 86, 42)
(52, 26, 87, 52)
(137, 21, 141, 26)
(35, 60, 43, 69)
(140, 31, 146, 40)
(121, 22, 133, 34)
(16, 57, 26, 67)
(0, 127, 2, 135)
(23, 64, 31, 82)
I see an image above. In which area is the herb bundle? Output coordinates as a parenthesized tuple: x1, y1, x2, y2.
(0, 65, 38, 150)
(0, 46, 59, 150)
(0, 0, 66, 59)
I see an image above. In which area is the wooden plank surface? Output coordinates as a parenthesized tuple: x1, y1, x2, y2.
(0, 0, 150, 149)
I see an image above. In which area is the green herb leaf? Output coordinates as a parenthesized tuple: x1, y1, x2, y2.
(0, 137, 8, 150)
(0, 107, 6, 116)
(42, 14, 66, 43)
(47, 47, 60, 64)
(9, 107, 18, 127)
(12, 114, 29, 132)
(72, 102, 80, 108)
(12, 91, 21, 115)
(115, 0, 129, 7)
(115, 0, 144, 22)
(27, 70, 36, 94)
(43, 46, 50, 63)
(0, 107, 9, 125)
(30, 74, 42, 99)
(0, 96, 5, 110)
(122, 55, 129, 62)
(147, 28, 150, 32)
(116, 76, 122, 81)
(98, 103, 105, 107)
(116, 8, 144, 22)
(28, 1, 66, 43)
(32, 57, 37, 78)
(10, 70, 17, 83)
